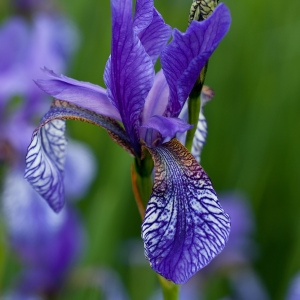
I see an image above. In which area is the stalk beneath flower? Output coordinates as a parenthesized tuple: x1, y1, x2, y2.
(186, 0, 218, 152)
(131, 151, 180, 300)
(158, 275, 180, 300)
(185, 65, 207, 152)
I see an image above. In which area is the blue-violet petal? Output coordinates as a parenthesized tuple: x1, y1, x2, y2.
(142, 139, 230, 284)
(138, 9, 172, 65)
(161, 3, 231, 117)
(141, 115, 192, 143)
(104, 0, 154, 155)
(35, 68, 121, 121)
(133, 0, 154, 34)
(24, 119, 67, 213)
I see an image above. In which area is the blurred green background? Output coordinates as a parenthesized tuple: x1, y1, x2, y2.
(1, 0, 300, 299)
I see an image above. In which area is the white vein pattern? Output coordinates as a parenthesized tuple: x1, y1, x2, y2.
(191, 110, 207, 163)
(142, 139, 230, 284)
(24, 119, 67, 212)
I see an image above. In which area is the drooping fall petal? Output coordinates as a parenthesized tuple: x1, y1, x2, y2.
(25, 100, 134, 212)
(24, 119, 67, 213)
(142, 139, 230, 284)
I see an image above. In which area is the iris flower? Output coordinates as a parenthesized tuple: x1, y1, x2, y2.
(25, 0, 231, 284)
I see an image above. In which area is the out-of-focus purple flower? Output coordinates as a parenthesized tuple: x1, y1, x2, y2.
(25, 0, 231, 284)
(0, 2, 94, 297)
(210, 191, 256, 268)
(286, 272, 300, 300)
(0, 11, 78, 162)
(2, 168, 84, 294)
(64, 140, 97, 200)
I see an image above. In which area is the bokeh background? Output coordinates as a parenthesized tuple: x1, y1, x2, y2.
(1, 0, 300, 299)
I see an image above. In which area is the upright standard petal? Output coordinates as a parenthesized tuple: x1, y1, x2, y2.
(35, 68, 121, 121)
(161, 4, 231, 117)
(137, 9, 172, 65)
(104, 0, 154, 155)
(24, 119, 67, 213)
(133, 0, 154, 34)
(142, 139, 230, 284)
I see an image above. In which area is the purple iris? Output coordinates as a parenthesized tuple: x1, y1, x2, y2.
(25, 0, 231, 284)
(3, 169, 84, 296)
(0, 4, 92, 296)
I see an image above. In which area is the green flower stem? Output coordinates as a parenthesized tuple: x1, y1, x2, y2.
(185, 63, 207, 152)
(158, 274, 180, 300)
(131, 150, 180, 300)
(186, 0, 219, 152)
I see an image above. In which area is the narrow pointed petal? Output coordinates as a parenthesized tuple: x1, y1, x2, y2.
(138, 9, 172, 65)
(104, 0, 154, 155)
(142, 139, 230, 284)
(141, 115, 192, 142)
(161, 4, 231, 117)
(25, 100, 134, 213)
(24, 119, 67, 213)
(35, 68, 121, 121)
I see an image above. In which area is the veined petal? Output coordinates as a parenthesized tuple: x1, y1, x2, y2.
(138, 9, 172, 65)
(24, 119, 67, 213)
(141, 115, 192, 142)
(25, 100, 134, 213)
(35, 68, 121, 121)
(142, 139, 230, 284)
(47, 100, 135, 156)
(104, 0, 154, 155)
(133, 0, 154, 34)
(161, 4, 231, 117)
(191, 111, 207, 163)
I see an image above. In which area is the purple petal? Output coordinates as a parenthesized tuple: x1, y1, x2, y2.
(24, 100, 134, 213)
(24, 119, 67, 213)
(142, 70, 169, 124)
(142, 139, 230, 284)
(161, 4, 231, 117)
(141, 115, 192, 142)
(133, 0, 154, 34)
(104, 0, 154, 155)
(35, 68, 121, 121)
(138, 9, 172, 65)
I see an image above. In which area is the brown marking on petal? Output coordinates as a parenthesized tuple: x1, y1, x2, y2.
(201, 85, 214, 104)
(48, 99, 135, 156)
